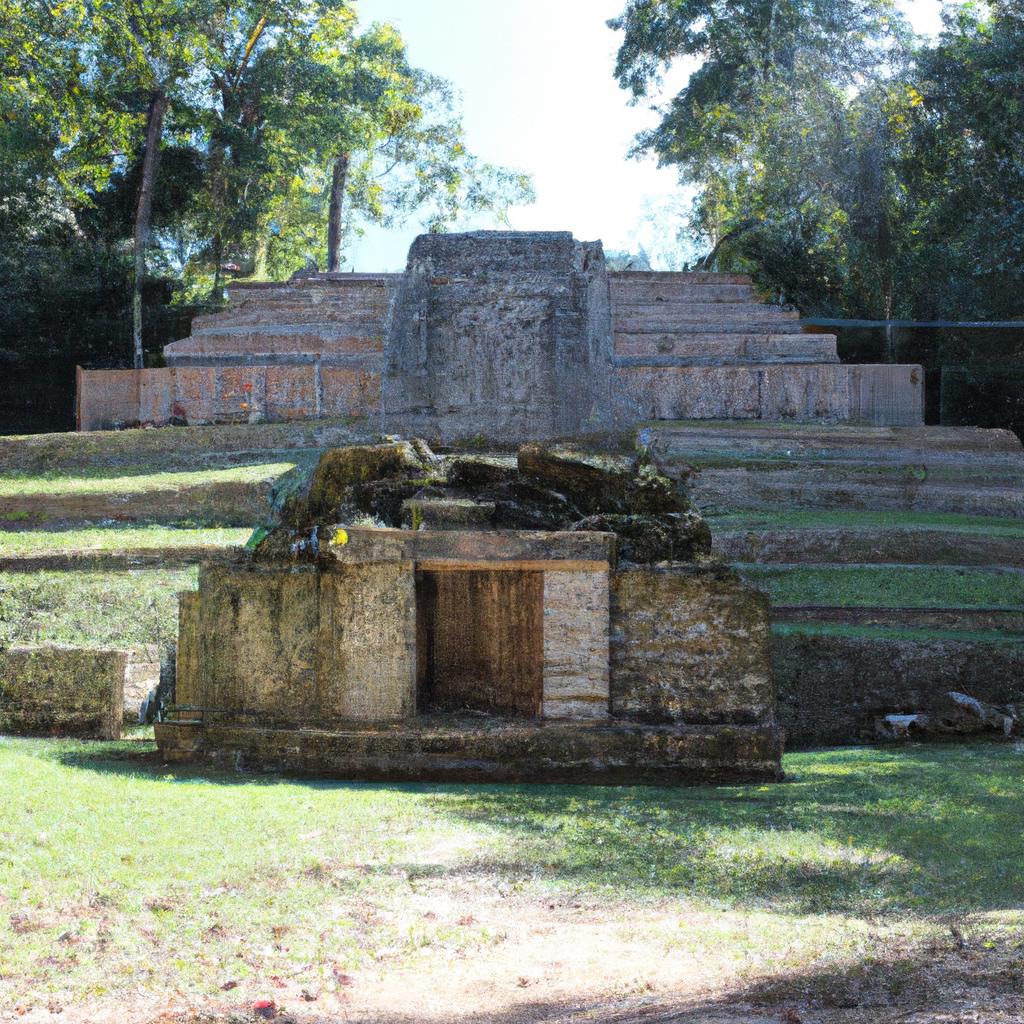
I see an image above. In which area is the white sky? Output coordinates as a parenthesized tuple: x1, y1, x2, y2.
(348, 0, 947, 271)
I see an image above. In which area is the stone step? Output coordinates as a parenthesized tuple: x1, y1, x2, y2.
(616, 363, 851, 422)
(613, 319, 808, 336)
(690, 468, 1024, 517)
(713, 524, 1024, 566)
(0, 478, 276, 527)
(647, 423, 1024, 516)
(772, 606, 1024, 632)
(164, 333, 384, 364)
(609, 283, 757, 303)
(608, 271, 753, 285)
(227, 274, 399, 301)
(614, 301, 799, 320)
(646, 422, 1024, 463)
(194, 302, 390, 330)
(615, 332, 839, 364)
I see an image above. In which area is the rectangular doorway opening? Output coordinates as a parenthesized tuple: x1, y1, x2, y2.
(415, 569, 544, 718)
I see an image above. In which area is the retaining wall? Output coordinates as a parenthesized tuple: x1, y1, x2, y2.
(774, 632, 1024, 747)
(0, 646, 126, 739)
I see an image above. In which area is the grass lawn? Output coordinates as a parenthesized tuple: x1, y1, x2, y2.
(738, 564, 1024, 608)
(0, 527, 251, 557)
(0, 569, 195, 648)
(709, 508, 1024, 537)
(1, 740, 1022, 1022)
(0, 463, 296, 496)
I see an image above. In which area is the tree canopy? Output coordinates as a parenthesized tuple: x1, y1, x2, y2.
(0, 0, 534, 373)
(611, 0, 1024, 320)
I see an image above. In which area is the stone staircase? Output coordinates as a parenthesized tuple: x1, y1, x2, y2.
(611, 272, 921, 425)
(164, 274, 399, 367)
(647, 419, 1024, 746)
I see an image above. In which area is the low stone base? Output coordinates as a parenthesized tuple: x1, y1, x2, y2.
(155, 716, 784, 785)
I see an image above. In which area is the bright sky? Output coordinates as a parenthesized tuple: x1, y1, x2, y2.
(348, 0, 947, 271)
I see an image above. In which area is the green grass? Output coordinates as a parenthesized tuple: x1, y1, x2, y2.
(773, 622, 1024, 644)
(0, 462, 296, 496)
(0, 569, 196, 648)
(738, 564, 1024, 608)
(0, 526, 251, 557)
(711, 508, 1024, 537)
(1, 741, 1022, 1009)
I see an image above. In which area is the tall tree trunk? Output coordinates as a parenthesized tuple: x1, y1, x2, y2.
(132, 89, 168, 370)
(327, 152, 351, 274)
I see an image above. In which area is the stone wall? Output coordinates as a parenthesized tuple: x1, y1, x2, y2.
(0, 646, 125, 739)
(774, 632, 1024, 747)
(77, 364, 380, 431)
(609, 566, 776, 726)
(382, 232, 614, 441)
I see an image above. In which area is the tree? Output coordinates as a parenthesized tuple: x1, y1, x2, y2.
(609, 0, 912, 313)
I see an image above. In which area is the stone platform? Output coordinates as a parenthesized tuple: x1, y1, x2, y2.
(155, 716, 783, 784)
(77, 231, 923, 435)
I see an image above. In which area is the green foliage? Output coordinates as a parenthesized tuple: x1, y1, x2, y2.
(610, 1, 1024, 319)
(0, 1, 533, 425)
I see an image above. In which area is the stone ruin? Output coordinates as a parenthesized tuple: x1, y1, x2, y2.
(156, 440, 783, 783)
(141, 229, 919, 783)
(77, 231, 923, 435)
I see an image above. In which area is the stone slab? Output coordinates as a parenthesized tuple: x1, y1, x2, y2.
(327, 527, 616, 569)
(610, 567, 776, 726)
(317, 561, 417, 720)
(155, 717, 784, 784)
(0, 646, 125, 739)
(542, 570, 610, 719)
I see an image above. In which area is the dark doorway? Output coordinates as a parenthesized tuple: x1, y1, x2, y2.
(415, 569, 544, 718)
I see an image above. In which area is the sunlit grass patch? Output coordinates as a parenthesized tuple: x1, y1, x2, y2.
(0, 568, 196, 647)
(0, 526, 251, 556)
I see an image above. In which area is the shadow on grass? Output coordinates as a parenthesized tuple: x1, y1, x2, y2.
(41, 738, 1024, 918)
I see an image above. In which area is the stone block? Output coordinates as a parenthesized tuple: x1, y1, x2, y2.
(382, 231, 613, 440)
(265, 365, 318, 420)
(317, 561, 417, 720)
(172, 366, 218, 423)
(848, 363, 925, 426)
(542, 570, 610, 719)
(0, 646, 125, 739)
(610, 567, 775, 726)
(198, 566, 320, 721)
(175, 592, 201, 706)
(319, 366, 381, 419)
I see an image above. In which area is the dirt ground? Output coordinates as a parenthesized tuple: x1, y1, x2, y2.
(8, 894, 1022, 1024)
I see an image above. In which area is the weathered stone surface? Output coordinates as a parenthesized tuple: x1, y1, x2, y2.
(610, 567, 776, 726)
(572, 511, 712, 564)
(382, 232, 614, 440)
(518, 444, 688, 516)
(175, 591, 201, 707)
(326, 527, 616, 569)
(156, 716, 784, 784)
(317, 562, 417, 720)
(198, 565, 320, 721)
(0, 646, 125, 739)
(773, 631, 1024, 748)
(542, 570, 610, 719)
(446, 455, 519, 489)
(305, 442, 424, 518)
(401, 496, 496, 531)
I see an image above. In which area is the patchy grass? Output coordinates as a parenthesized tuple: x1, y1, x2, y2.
(0, 526, 251, 557)
(710, 508, 1024, 538)
(0, 569, 195, 648)
(738, 564, 1024, 608)
(0, 741, 1021, 1018)
(773, 622, 1024, 643)
(0, 463, 296, 496)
